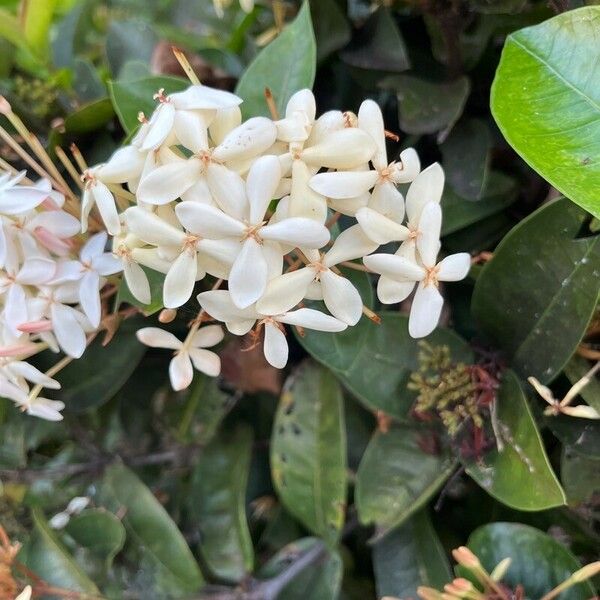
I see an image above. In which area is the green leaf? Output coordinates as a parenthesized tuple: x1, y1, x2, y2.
(65, 509, 126, 567)
(546, 416, 600, 459)
(64, 97, 114, 134)
(116, 267, 165, 315)
(309, 0, 351, 63)
(36, 318, 146, 411)
(271, 361, 347, 547)
(463, 370, 566, 511)
(20, 508, 99, 595)
(472, 198, 600, 383)
(235, 1, 316, 119)
(561, 447, 600, 505)
(109, 75, 188, 133)
(467, 522, 595, 599)
(341, 7, 410, 72)
(189, 425, 254, 582)
(297, 312, 473, 419)
(0, 9, 29, 51)
(564, 355, 600, 413)
(373, 510, 452, 598)
(491, 6, 600, 218)
(441, 171, 517, 236)
(380, 75, 470, 140)
(102, 463, 204, 595)
(106, 20, 158, 78)
(356, 425, 456, 536)
(259, 538, 342, 599)
(441, 118, 491, 200)
(22, 0, 56, 56)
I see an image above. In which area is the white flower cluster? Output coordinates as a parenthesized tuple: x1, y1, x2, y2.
(85, 83, 469, 389)
(0, 172, 121, 420)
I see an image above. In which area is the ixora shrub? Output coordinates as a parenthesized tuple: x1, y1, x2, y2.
(0, 1, 598, 599)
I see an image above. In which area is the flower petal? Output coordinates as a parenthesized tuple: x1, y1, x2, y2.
(288, 160, 327, 222)
(175, 202, 245, 238)
(408, 282, 444, 338)
(405, 162, 444, 226)
(141, 102, 176, 151)
(320, 270, 362, 325)
(79, 270, 101, 327)
(125, 206, 186, 246)
(324, 224, 378, 267)
(206, 163, 248, 220)
(301, 128, 376, 169)
(356, 207, 409, 245)
(137, 159, 202, 205)
(416, 202, 442, 268)
(247, 155, 282, 224)
(260, 218, 329, 248)
(174, 109, 210, 153)
(169, 351, 194, 391)
(124, 261, 151, 305)
(377, 277, 415, 304)
(369, 180, 404, 223)
(209, 105, 242, 145)
(136, 327, 182, 350)
(363, 253, 425, 281)
(92, 182, 121, 235)
(228, 238, 268, 308)
(163, 250, 198, 308)
(197, 290, 258, 322)
(212, 117, 277, 162)
(263, 322, 288, 369)
(358, 99, 387, 170)
(277, 308, 347, 332)
(188, 347, 221, 376)
(437, 253, 471, 282)
(309, 170, 379, 199)
(171, 85, 242, 110)
(51, 304, 86, 358)
(391, 148, 420, 183)
(81, 231, 107, 262)
(191, 324, 224, 348)
(256, 267, 315, 316)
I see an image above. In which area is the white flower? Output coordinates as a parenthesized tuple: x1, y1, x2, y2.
(0, 378, 65, 420)
(136, 325, 224, 390)
(176, 155, 331, 308)
(15, 586, 32, 600)
(256, 225, 377, 325)
(197, 290, 347, 368)
(49, 496, 90, 529)
(0, 171, 50, 215)
(51, 232, 121, 328)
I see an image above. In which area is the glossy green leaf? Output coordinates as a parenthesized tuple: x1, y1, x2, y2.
(472, 198, 600, 383)
(259, 537, 342, 600)
(116, 267, 165, 316)
(106, 20, 157, 78)
(235, 1, 316, 119)
(441, 118, 491, 200)
(297, 312, 473, 419)
(561, 447, 600, 505)
(380, 75, 470, 139)
(309, 0, 351, 63)
(464, 370, 566, 510)
(64, 97, 114, 134)
(341, 7, 410, 72)
(373, 510, 452, 598)
(546, 416, 600, 459)
(20, 508, 99, 595)
(356, 426, 456, 536)
(491, 6, 600, 218)
(65, 509, 126, 567)
(564, 355, 600, 413)
(441, 171, 517, 236)
(102, 464, 204, 595)
(22, 0, 56, 56)
(0, 9, 30, 52)
(189, 425, 254, 582)
(271, 361, 347, 547)
(36, 318, 146, 411)
(109, 75, 188, 133)
(467, 522, 595, 599)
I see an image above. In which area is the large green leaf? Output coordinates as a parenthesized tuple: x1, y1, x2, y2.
(64, 97, 114, 134)
(189, 425, 254, 582)
(106, 20, 157, 77)
(373, 510, 452, 598)
(467, 522, 596, 599)
(36, 318, 146, 412)
(309, 0, 351, 63)
(22, 0, 56, 56)
(356, 425, 455, 536)
(472, 198, 600, 383)
(297, 312, 473, 419)
(20, 508, 99, 596)
(109, 75, 188, 133)
(235, 1, 316, 119)
(271, 361, 347, 547)
(491, 6, 600, 218)
(65, 509, 126, 568)
(380, 75, 470, 139)
(102, 464, 204, 595)
(259, 538, 342, 599)
(463, 370, 566, 511)
(561, 447, 600, 505)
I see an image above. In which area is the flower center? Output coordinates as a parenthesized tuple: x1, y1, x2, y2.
(153, 88, 170, 104)
(81, 170, 96, 190)
(242, 222, 264, 244)
(183, 234, 200, 253)
(423, 265, 440, 288)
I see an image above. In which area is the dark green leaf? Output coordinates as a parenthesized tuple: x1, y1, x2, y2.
(20, 508, 98, 595)
(297, 312, 473, 419)
(65, 509, 126, 567)
(106, 20, 157, 78)
(472, 198, 600, 383)
(373, 510, 452, 598)
(564, 355, 600, 413)
(259, 537, 342, 599)
(467, 522, 595, 599)
(235, 1, 316, 119)
(561, 447, 600, 505)
(271, 362, 347, 546)
(189, 425, 254, 582)
(380, 75, 470, 140)
(491, 6, 600, 218)
(64, 97, 114, 134)
(109, 75, 188, 133)
(309, 0, 351, 63)
(341, 7, 410, 72)
(356, 425, 455, 536)
(463, 370, 566, 510)
(441, 118, 491, 200)
(102, 464, 204, 595)
(546, 416, 600, 459)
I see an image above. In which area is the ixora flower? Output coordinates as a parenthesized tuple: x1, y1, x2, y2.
(0, 170, 50, 215)
(198, 290, 347, 368)
(136, 325, 224, 390)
